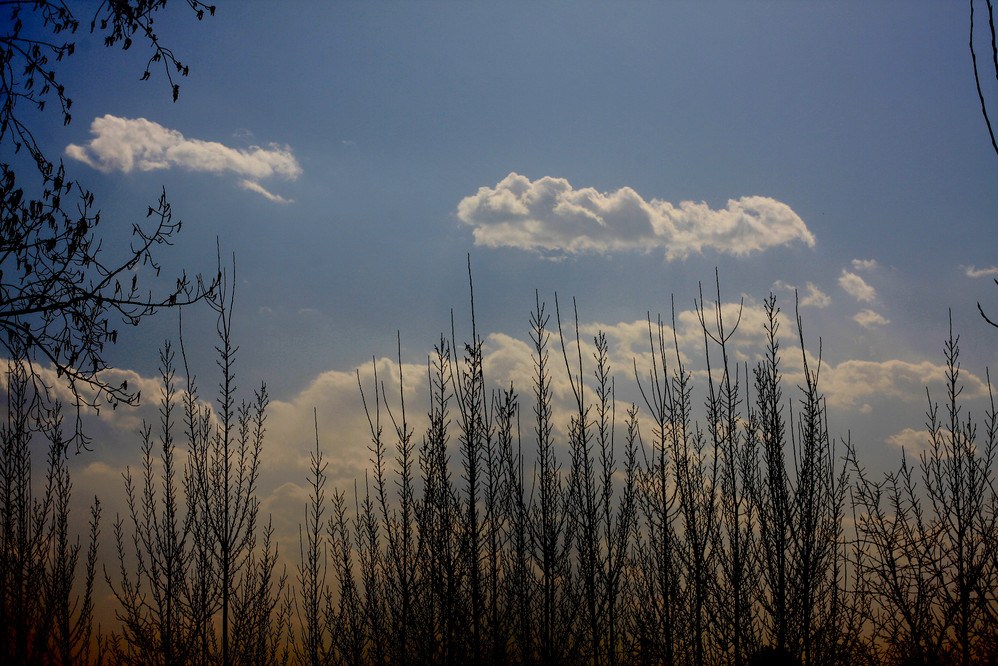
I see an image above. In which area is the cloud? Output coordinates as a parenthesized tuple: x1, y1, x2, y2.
(838, 270, 877, 303)
(65, 115, 301, 202)
(18, 293, 994, 627)
(232, 127, 255, 142)
(238, 179, 292, 204)
(772, 280, 831, 308)
(0, 356, 170, 439)
(885, 427, 931, 453)
(822, 358, 990, 410)
(801, 283, 831, 308)
(885, 426, 973, 456)
(851, 258, 879, 272)
(456, 173, 815, 260)
(853, 309, 890, 329)
(963, 265, 998, 279)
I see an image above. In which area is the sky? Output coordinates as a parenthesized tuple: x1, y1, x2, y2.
(13, 0, 998, 598)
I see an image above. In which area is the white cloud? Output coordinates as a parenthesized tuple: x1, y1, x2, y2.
(885, 427, 931, 453)
(266, 357, 427, 490)
(0, 356, 169, 438)
(66, 115, 301, 202)
(851, 258, 879, 272)
(239, 179, 293, 204)
(772, 280, 831, 308)
(853, 309, 890, 328)
(838, 270, 877, 303)
(822, 358, 990, 410)
(963, 265, 998, 279)
(456, 173, 816, 260)
(801, 282, 831, 308)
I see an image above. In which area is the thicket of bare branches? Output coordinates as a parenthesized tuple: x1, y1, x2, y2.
(0, 357, 100, 665)
(275, 278, 997, 665)
(2, 275, 998, 664)
(3, 2, 997, 664)
(106, 273, 290, 666)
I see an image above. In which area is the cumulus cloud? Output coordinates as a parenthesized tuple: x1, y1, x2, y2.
(963, 265, 998, 278)
(456, 173, 815, 260)
(822, 358, 990, 410)
(0, 356, 169, 438)
(65, 115, 301, 202)
(838, 270, 877, 303)
(853, 309, 890, 329)
(266, 357, 427, 491)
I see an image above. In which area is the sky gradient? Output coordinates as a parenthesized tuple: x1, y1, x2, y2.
(20, 1, 998, 595)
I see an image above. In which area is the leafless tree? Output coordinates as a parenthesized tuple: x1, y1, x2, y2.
(230, 519, 291, 666)
(922, 323, 998, 664)
(698, 289, 760, 666)
(107, 342, 197, 665)
(558, 300, 639, 665)
(528, 293, 573, 664)
(415, 336, 464, 663)
(184, 268, 268, 666)
(632, 308, 685, 665)
(1, 1, 219, 451)
(0, 358, 100, 665)
(293, 411, 334, 666)
(751, 295, 794, 657)
(328, 487, 363, 665)
(851, 445, 943, 665)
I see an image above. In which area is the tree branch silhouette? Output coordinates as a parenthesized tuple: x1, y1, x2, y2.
(970, 0, 998, 158)
(1, 1, 218, 450)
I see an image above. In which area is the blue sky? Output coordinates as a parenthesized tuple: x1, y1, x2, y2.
(21, 1, 998, 549)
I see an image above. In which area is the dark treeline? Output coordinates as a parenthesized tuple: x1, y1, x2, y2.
(1, 278, 997, 665)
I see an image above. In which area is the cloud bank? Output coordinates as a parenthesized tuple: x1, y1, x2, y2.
(33, 293, 990, 621)
(822, 358, 989, 410)
(456, 173, 815, 260)
(66, 115, 301, 202)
